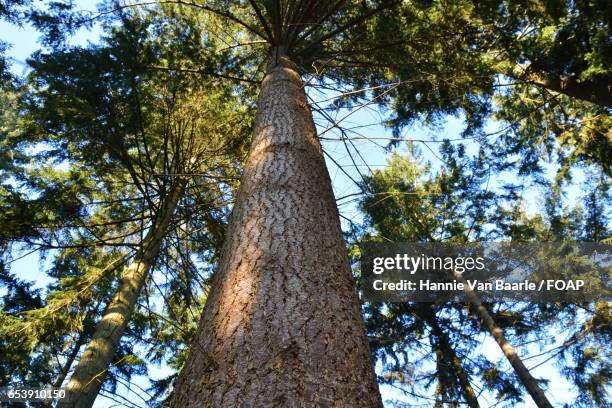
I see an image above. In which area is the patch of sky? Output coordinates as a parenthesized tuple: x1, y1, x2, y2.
(1, 3, 597, 407)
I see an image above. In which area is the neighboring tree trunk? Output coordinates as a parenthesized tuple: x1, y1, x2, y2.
(61, 181, 185, 408)
(170, 48, 383, 407)
(433, 352, 451, 408)
(53, 334, 85, 388)
(418, 305, 480, 408)
(454, 272, 554, 408)
(42, 333, 86, 408)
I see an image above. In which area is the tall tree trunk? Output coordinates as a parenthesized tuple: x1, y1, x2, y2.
(170, 48, 382, 407)
(454, 272, 554, 408)
(419, 305, 480, 408)
(61, 181, 185, 408)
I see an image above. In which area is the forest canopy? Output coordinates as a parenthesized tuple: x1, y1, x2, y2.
(0, 1, 609, 407)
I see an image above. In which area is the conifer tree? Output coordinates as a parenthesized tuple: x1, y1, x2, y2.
(358, 145, 610, 407)
(2, 1, 609, 406)
(31, 1, 603, 406)
(1, 7, 251, 407)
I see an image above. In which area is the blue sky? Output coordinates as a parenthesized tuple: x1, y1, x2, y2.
(0, 3, 592, 407)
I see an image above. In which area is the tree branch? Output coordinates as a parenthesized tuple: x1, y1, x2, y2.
(512, 64, 612, 108)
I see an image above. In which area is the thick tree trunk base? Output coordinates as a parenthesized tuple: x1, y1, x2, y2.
(170, 51, 382, 408)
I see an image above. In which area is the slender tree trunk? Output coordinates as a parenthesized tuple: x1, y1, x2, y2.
(170, 48, 382, 407)
(433, 354, 446, 408)
(419, 306, 480, 408)
(433, 349, 455, 408)
(42, 334, 86, 408)
(454, 272, 554, 408)
(53, 334, 85, 388)
(61, 182, 185, 408)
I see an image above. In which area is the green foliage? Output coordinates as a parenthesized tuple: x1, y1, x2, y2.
(1, 1, 609, 406)
(0, 5, 254, 404)
(361, 142, 502, 243)
(325, 0, 611, 175)
(356, 145, 610, 406)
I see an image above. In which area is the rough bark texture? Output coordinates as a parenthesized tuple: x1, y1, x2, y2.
(170, 50, 383, 408)
(61, 182, 185, 408)
(454, 273, 554, 408)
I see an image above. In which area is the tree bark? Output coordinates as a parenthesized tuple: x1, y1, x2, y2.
(512, 63, 612, 108)
(454, 272, 554, 408)
(170, 48, 383, 407)
(61, 181, 185, 408)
